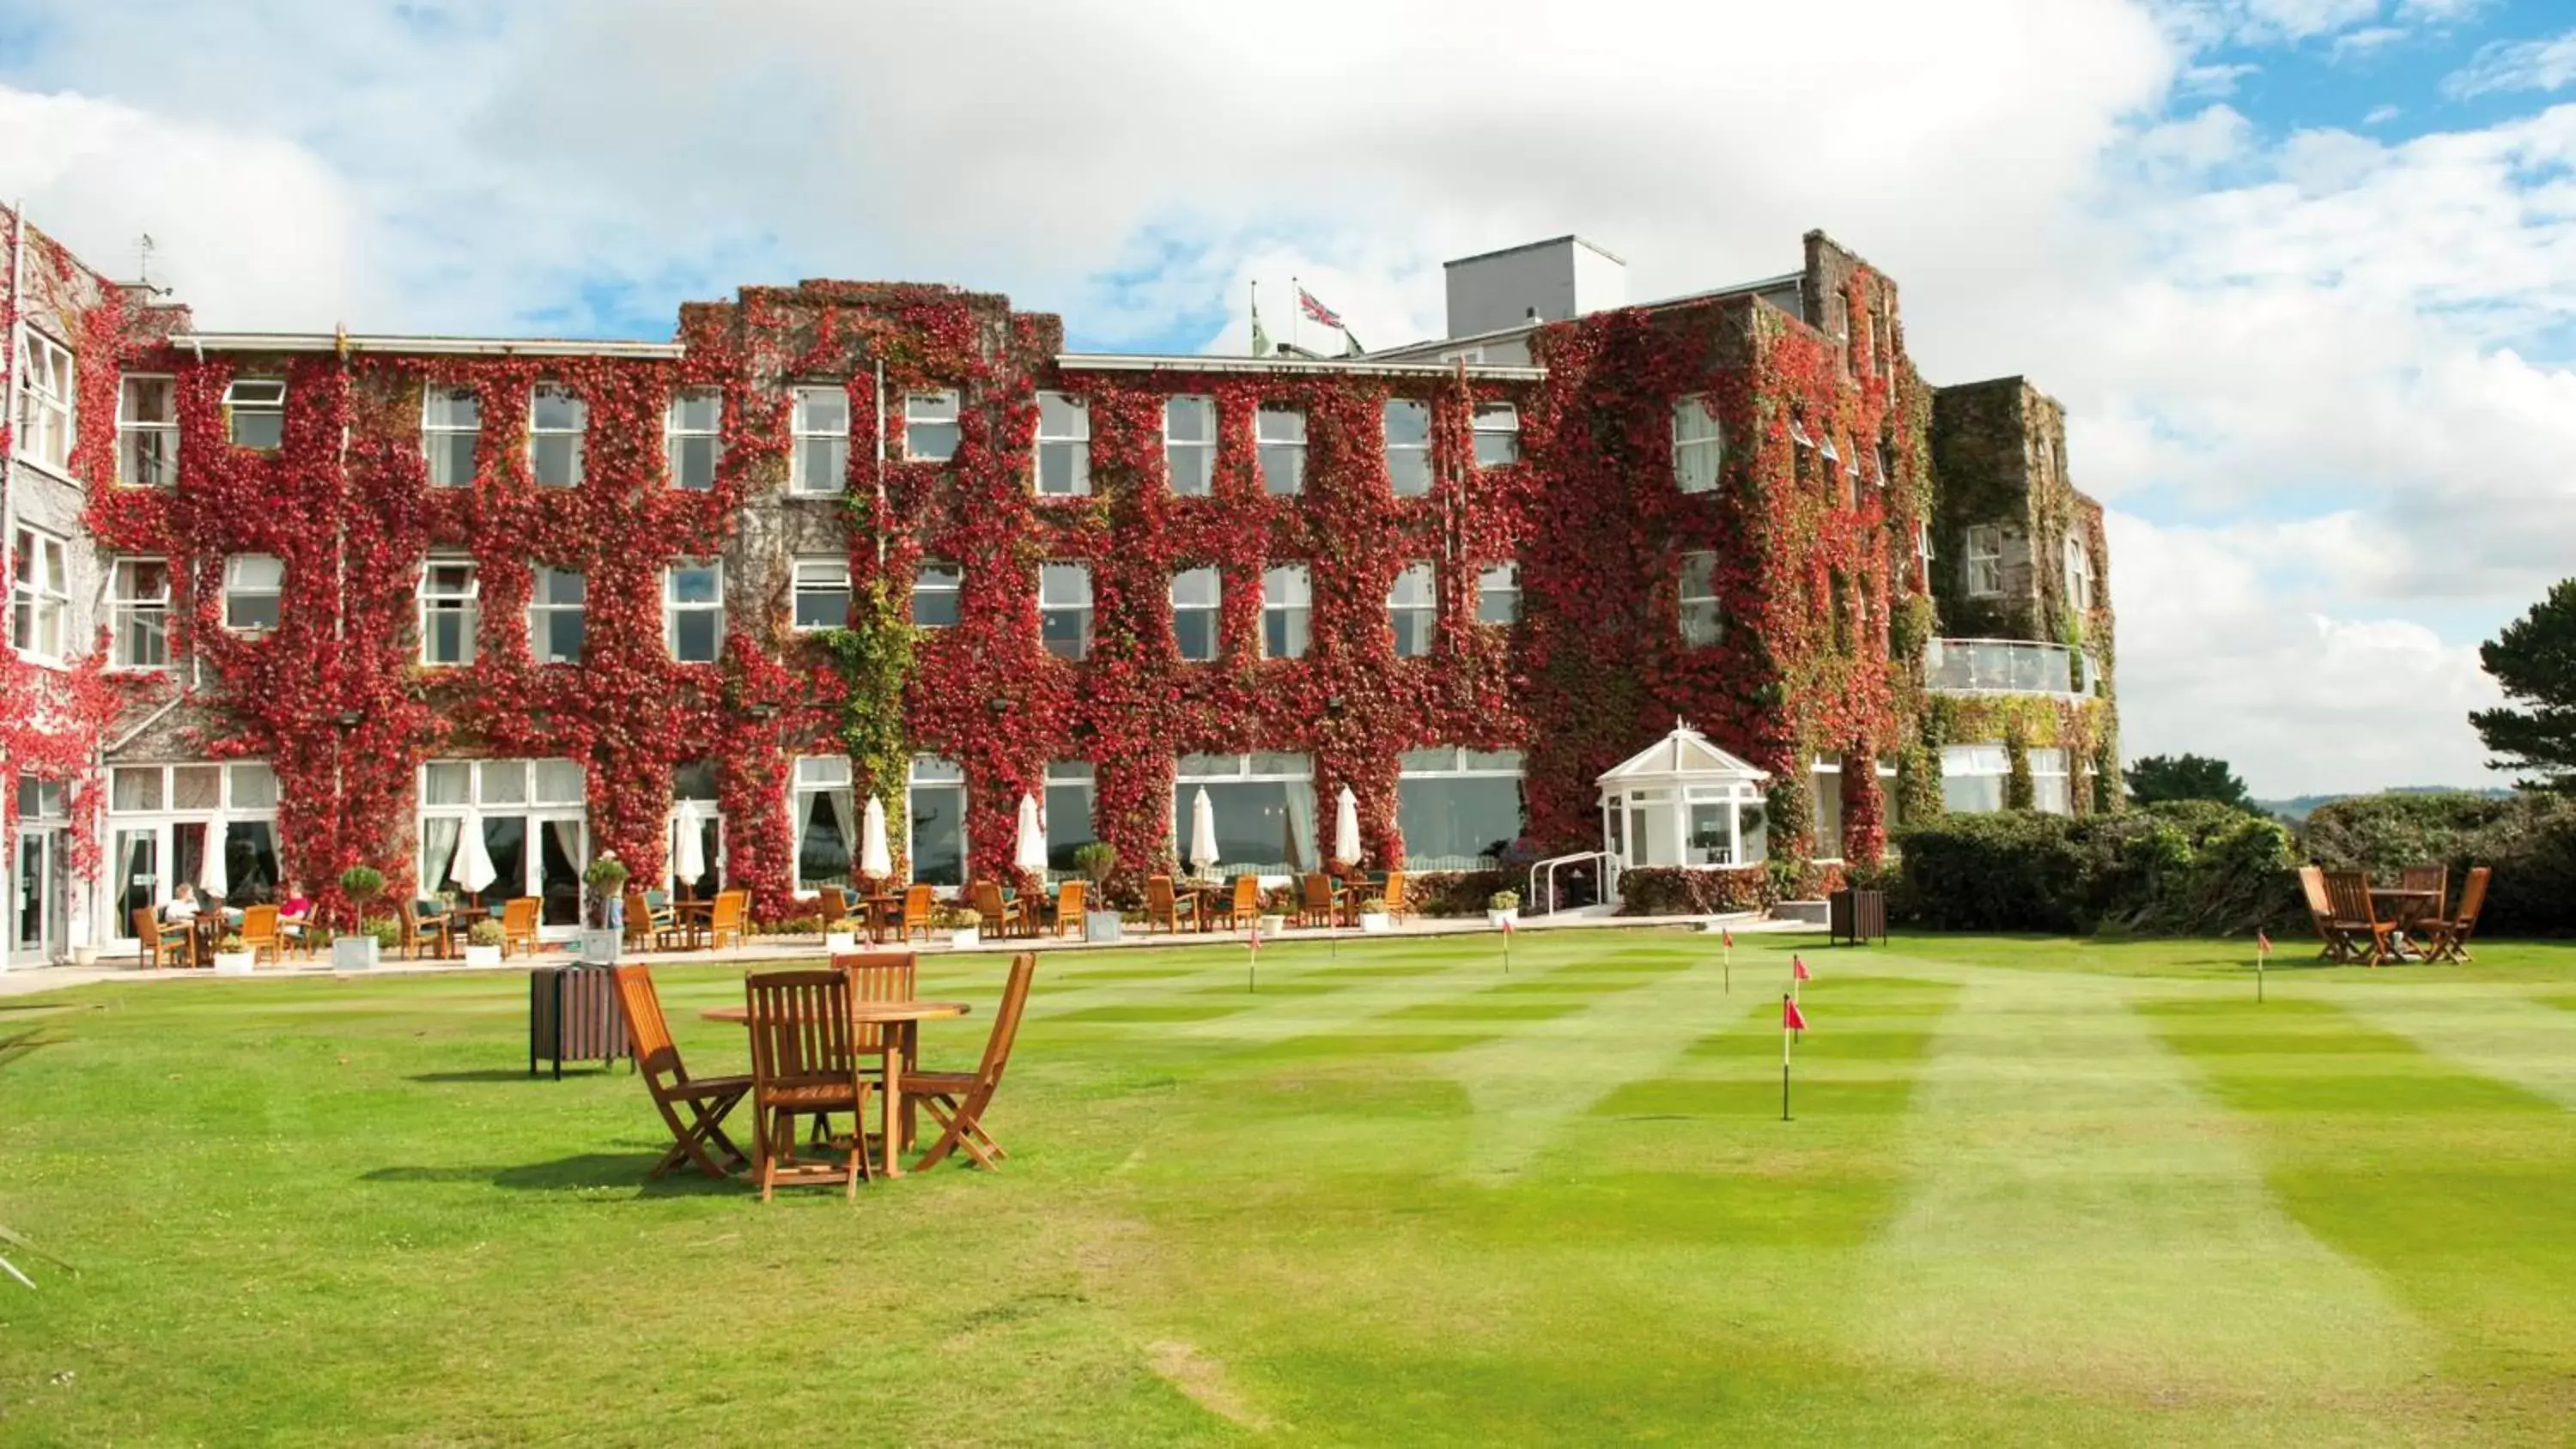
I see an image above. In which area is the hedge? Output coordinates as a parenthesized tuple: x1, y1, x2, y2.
(2301, 791, 2576, 937)
(1890, 802, 2297, 936)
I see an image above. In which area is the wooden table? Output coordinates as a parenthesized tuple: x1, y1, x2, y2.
(702, 999, 972, 1179)
(2370, 888, 2441, 958)
(1179, 882, 1224, 932)
(860, 894, 908, 943)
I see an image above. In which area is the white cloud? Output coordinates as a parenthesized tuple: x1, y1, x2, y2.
(2445, 27, 2576, 97)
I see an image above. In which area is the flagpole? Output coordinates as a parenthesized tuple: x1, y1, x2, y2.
(1249, 280, 1259, 356)
(1291, 273, 1301, 353)
(1781, 995, 1794, 1123)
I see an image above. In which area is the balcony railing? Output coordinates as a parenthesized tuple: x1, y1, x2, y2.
(1923, 638, 2099, 696)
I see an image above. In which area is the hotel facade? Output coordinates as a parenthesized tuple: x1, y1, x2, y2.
(2, 216, 2116, 966)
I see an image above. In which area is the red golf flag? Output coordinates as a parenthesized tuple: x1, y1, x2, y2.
(1722, 927, 1734, 949)
(1500, 913, 1516, 935)
(2257, 930, 2272, 956)
(1783, 997, 1808, 1032)
(1793, 955, 1812, 981)
(1246, 928, 1261, 956)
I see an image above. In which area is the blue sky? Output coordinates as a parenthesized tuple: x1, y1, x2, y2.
(3, 0, 2573, 795)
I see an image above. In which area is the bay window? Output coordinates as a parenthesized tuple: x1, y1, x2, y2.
(1965, 525, 2004, 598)
(1397, 749, 1524, 870)
(1174, 754, 1317, 876)
(1941, 743, 2009, 814)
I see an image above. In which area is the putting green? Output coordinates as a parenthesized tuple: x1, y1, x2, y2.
(1, 928, 2572, 1446)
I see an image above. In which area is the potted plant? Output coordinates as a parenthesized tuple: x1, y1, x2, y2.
(210, 932, 255, 976)
(1487, 889, 1521, 929)
(1358, 896, 1392, 933)
(464, 919, 505, 967)
(1071, 843, 1122, 942)
(940, 904, 981, 949)
(334, 866, 386, 969)
(824, 916, 862, 954)
(580, 853, 629, 965)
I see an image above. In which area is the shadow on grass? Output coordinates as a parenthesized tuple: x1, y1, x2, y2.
(362, 1153, 744, 1197)
(407, 1068, 632, 1083)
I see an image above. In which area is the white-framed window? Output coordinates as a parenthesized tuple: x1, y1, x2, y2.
(9, 527, 70, 662)
(666, 388, 721, 492)
(670, 758, 726, 897)
(1398, 748, 1525, 870)
(1679, 550, 1722, 647)
(422, 385, 481, 488)
(110, 761, 276, 816)
(529, 385, 586, 488)
(1388, 562, 1436, 658)
(1174, 753, 1319, 875)
(117, 374, 179, 488)
(1673, 396, 1721, 494)
(1965, 524, 2004, 598)
(793, 557, 851, 632)
(913, 561, 961, 629)
(1471, 402, 1520, 468)
(1040, 563, 1091, 661)
(903, 390, 960, 463)
(1044, 761, 1097, 876)
(1263, 564, 1309, 659)
(1477, 563, 1520, 626)
(222, 553, 283, 634)
(1941, 743, 2009, 814)
(417, 555, 479, 667)
(1812, 757, 1845, 860)
(1171, 567, 1220, 662)
(1384, 399, 1431, 496)
(2031, 748, 2072, 815)
(1165, 394, 1215, 495)
(790, 755, 857, 893)
(1258, 405, 1306, 494)
(909, 755, 969, 888)
(664, 560, 723, 663)
(224, 378, 286, 451)
(111, 558, 172, 671)
(17, 331, 73, 473)
(529, 566, 585, 664)
(1036, 391, 1091, 496)
(791, 386, 849, 495)
(418, 758, 587, 925)
(1915, 521, 1935, 589)
(105, 761, 286, 926)
(2063, 535, 2094, 611)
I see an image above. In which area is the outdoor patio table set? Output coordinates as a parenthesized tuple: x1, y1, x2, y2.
(2298, 864, 2489, 965)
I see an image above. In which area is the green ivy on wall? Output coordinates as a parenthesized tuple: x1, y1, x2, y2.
(818, 576, 917, 859)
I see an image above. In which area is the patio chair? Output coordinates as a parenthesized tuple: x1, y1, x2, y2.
(708, 890, 750, 951)
(1049, 880, 1086, 937)
(2321, 870, 2397, 966)
(135, 907, 201, 970)
(397, 898, 455, 961)
(972, 880, 1033, 938)
(902, 951, 1037, 1171)
(622, 888, 658, 955)
(744, 968, 871, 1200)
(1212, 875, 1261, 931)
(239, 905, 284, 967)
(1144, 875, 1195, 933)
(1298, 872, 1340, 929)
(611, 963, 750, 1180)
(901, 884, 934, 943)
(2297, 866, 2352, 963)
(2420, 866, 2490, 964)
(1382, 870, 1410, 922)
(500, 898, 543, 958)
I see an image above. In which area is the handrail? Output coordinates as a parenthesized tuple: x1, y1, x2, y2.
(1528, 850, 1619, 916)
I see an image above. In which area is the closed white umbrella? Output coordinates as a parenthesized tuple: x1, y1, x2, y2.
(860, 794, 893, 881)
(452, 816, 498, 895)
(1015, 793, 1047, 876)
(197, 814, 230, 900)
(671, 799, 708, 889)
(1189, 787, 1219, 877)
(1333, 785, 1361, 867)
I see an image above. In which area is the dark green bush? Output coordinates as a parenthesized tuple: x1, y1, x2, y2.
(1892, 804, 2297, 936)
(2301, 791, 2576, 936)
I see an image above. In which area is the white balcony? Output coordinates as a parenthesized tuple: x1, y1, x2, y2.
(1924, 638, 2100, 696)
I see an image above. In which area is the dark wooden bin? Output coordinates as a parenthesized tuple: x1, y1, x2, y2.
(1828, 888, 1886, 947)
(530, 964, 630, 1078)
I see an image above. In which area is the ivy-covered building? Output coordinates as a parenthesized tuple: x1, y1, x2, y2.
(2, 211, 2114, 967)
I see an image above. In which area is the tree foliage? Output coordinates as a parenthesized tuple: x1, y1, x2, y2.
(2472, 579, 2576, 793)
(2124, 753, 2252, 809)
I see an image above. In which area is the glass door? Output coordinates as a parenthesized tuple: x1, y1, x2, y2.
(14, 830, 66, 961)
(113, 828, 162, 944)
(533, 813, 586, 935)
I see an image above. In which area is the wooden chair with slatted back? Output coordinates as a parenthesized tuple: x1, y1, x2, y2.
(611, 964, 751, 1180)
(902, 952, 1037, 1171)
(136, 907, 199, 970)
(2297, 866, 2349, 962)
(971, 880, 1009, 936)
(1382, 870, 1410, 921)
(2422, 866, 2490, 963)
(2322, 870, 2397, 966)
(239, 905, 283, 967)
(1210, 875, 1255, 931)
(501, 898, 542, 957)
(1050, 880, 1085, 937)
(398, 898, 454, 961)
(1145, 875, 1193, 933)
(902, 884, 934, 943)
(743, 969, 869, 1200)
(2397, 864, 2447, 943)
(1299, 872, 1338, 929)
(622, 888, 656, 955)
(708, 890, 749, 950)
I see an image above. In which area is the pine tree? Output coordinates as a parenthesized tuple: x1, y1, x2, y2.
(2472, 579, 2576, 793)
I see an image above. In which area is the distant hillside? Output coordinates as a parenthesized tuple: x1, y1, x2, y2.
(2253, 786, 2517, 824)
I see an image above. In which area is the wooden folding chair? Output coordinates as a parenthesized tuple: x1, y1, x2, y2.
(902, 884, 934, 943)
(744, 969, 870, 1200)
(2322, 870, 2397, 966)
(136, 907, 200, 970)
(971, 880, 1034, 939)
(500, 898, 543, 957)
(2297, 865, 2349, 963)
(1144, 875, 1194, 933)
(902, 952, 1036, 1172)
(2421, 866, 2490, 964)
(1049, 880, 1085, 937)
(708, 890, 749, 950)
(1382, 870, 1410, 921)
(611, 964, 751, 1180)
(398, 898, 455, 961)
(239, 905, 284, 966)
(1298, 872, 1340, 929)
(1215, 875, 1261, 931)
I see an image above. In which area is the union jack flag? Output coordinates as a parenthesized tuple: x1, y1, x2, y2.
(1298, 288, 1343, 330)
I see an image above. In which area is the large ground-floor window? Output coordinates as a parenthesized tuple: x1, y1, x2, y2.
(1941, 744, 2008, 814)
(1044, 761, 1096, 876)
(107, 761, 281, 941)
(670, 759, 724, 898)
(910, 756, 966, 887)
(1175, 753, 1316, 876)
(792, 755, 854, 892)
(420, 758, 588, 931)
(2030, 748, 2072, 815)
(1397, 748, 1522, 870)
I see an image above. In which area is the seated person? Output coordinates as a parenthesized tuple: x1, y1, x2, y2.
(163, 883, 202, 924)
(278, 880, 314, 923)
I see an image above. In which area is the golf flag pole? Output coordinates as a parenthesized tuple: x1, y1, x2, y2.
(1782, 994, 1808, 1122)
(2257, 928, 2270, 1004)
(1792, 954, 1812, 1041)
(1500, 909, 1515, 973)
(1722, 926, 1733, 994)
(1247, 925, 1261, 994)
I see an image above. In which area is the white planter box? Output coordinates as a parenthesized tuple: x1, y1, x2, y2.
(1084, 911, 1123, 943)
(824, 931, 859, 955)
(70, 945, 98, 967)
(463, 944, 503, 967)
(949, 927, 980, 950)
(332, 936, 380, 971)
(1358, 912, 1392, 934)
(579, 929, 621, 966)
(1258, 913, 1286, 936)
(211, 950, 255, 976)
(1487, 908, 1520, 928)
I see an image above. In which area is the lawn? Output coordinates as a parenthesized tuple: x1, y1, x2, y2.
(3, 928, 2574, 1446)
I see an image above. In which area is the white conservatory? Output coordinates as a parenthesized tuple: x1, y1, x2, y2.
(1597, 723, 1772, 870)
